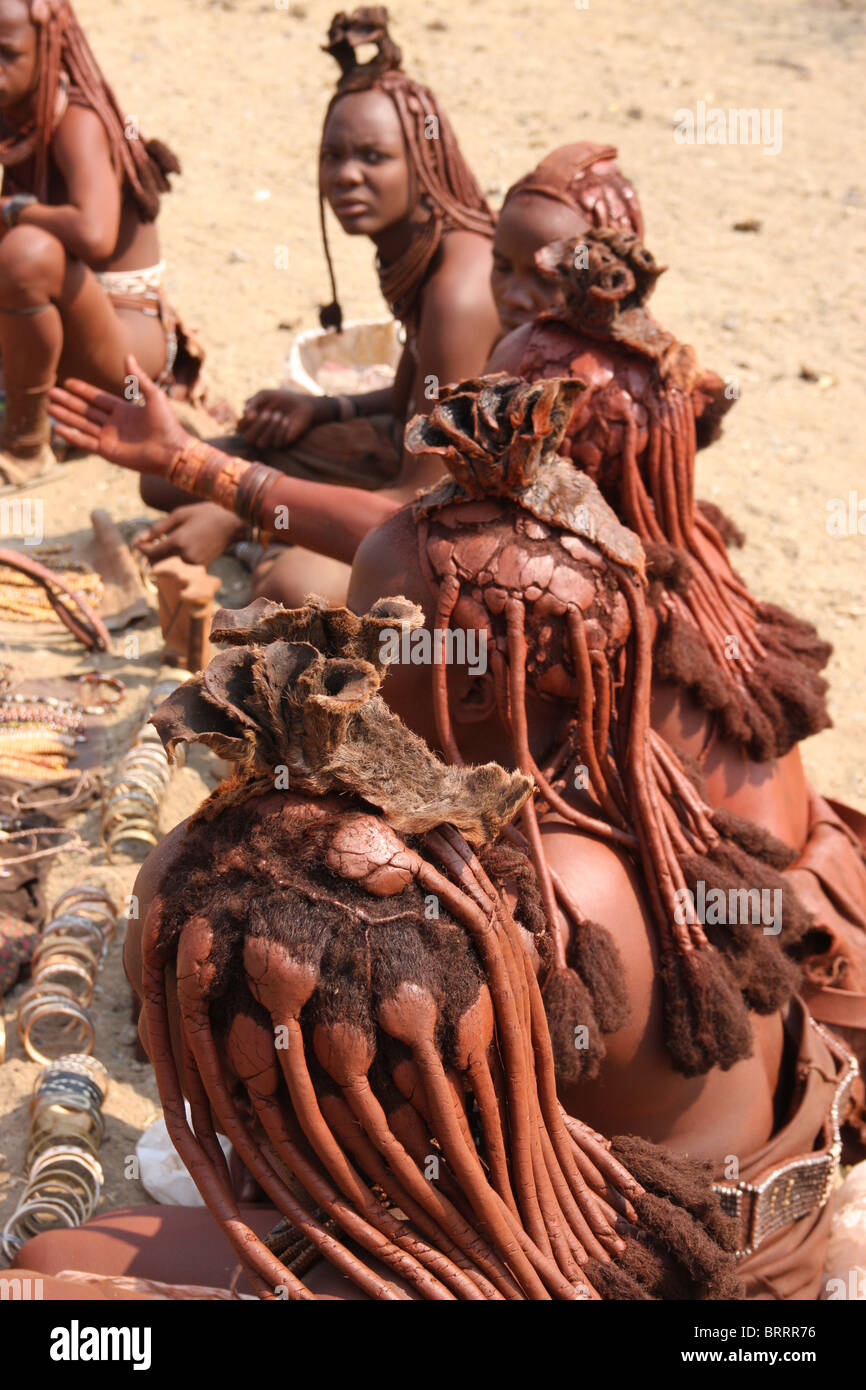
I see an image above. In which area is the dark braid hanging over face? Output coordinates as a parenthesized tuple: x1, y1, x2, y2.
(318, 7, 495, 331)
(0, 0, 179, 218)
(144, 600, 741, 1300)
(406, 374, 811, 1081)
(526, 229, 832, 760)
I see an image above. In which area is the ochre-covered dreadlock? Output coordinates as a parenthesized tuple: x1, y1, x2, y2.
(319, 7, 495, 331)
(141, 599, 741, 1300)
(406, 375, 812, 1081)
(0, 0, 179, 219)
(518, 228, 831, 761)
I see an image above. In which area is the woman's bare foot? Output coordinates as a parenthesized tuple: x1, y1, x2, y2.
(0, 439, 57, 489)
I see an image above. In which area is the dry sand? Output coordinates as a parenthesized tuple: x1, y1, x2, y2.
(1, 0, 865, 1247)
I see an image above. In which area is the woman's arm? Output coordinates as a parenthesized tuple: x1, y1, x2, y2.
(14, 106, 122, 263)
(391, 233, 501, 489)
(182, 453, 398, 563)
(49, 359, 400, 566)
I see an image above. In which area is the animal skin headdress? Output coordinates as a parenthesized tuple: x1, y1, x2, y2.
(142, 608, 741, 1299)
(318, 6, 494, 331)
(529, 229, 832, 760)
(407, 374, 809, 1082)
(504, 141, 644, 239)
(0, 0, 178, 217)
(152, 593, 530, 844)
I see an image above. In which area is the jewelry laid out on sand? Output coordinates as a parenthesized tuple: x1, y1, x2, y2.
(0, 915, 40, 1059)
(1, 1053, 108, 1260)
(0, 672, 124, 782)
(0, 550, 112, 652)
(0, 550, 103, 623)
(15, 878, 121, 1066)
(102, 675, 185, 860)
(7, 766, 102, 817)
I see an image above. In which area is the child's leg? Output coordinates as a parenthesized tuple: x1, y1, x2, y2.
(0, 225, 65, 468)
(0, 225, 165, 472)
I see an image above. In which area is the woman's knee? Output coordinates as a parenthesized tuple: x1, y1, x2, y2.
(252, 547, 349, 607)
(0, 225, 65, 302)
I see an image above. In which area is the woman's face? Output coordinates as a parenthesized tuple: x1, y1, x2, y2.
(491, 193, 590, 333)
(0, 0, 37, 115)
(320, 89, 413, 237)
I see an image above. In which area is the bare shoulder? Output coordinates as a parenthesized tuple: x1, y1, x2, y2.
(486, 323, 533, 374)
(348, 505, 433, 617)
(52, 101, 113, 158)
(539, 815, 659, 1072)
(425, 231, 495, 310)
(123, 819, 191, 995)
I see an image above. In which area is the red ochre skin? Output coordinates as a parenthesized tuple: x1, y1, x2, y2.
(23, 588, 743, 1302)
(348, 504, 783, 1164)
(485, 320, 866, 1000)
(0, 0, 172, 407)
(488, 313, 813, 857)
(136, 8, 501, 605)
(492, 141, 644, 335)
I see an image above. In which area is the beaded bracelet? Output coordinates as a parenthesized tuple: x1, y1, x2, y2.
(39, 1054, 109, 1099)
(1, 1054, 107, 1259)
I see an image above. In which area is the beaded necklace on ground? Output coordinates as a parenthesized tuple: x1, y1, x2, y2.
(0, 675, 123, 780)
(0, 548, 103, 624)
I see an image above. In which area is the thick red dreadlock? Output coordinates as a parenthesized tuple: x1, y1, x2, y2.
(519, 228, 831, 761)
(406, 375, 813, 1081)
(141, 596, 741, 1300)
(0, 0, 179, 219)
(319, 7, 495, 331)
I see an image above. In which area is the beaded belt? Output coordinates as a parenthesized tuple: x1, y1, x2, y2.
(712, 1021, 858, 1258)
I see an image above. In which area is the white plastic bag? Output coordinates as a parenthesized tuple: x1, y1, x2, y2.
(136, 1105, 231, 1206)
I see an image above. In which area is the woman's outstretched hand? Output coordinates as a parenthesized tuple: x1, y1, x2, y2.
(49, 355, 190, 476)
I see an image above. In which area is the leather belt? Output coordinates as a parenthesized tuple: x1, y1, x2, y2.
(712, 1021, 858, 1258)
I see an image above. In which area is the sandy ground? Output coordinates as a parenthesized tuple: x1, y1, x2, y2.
(1, 0, 865, 1252)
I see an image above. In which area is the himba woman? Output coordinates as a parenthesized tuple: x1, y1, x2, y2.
(12, 601, 742, 1301)
(46, 367, 860, 1299)
(134, 132, 642, 584)
(137, 6, 501, 608)
(0, 0, 198, 486)
(491, 140, 644, 336)
(487, 230, 866, 1134)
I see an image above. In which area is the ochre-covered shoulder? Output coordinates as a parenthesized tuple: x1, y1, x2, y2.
(122, 819, 191, 1000)
(486, 322, 534, 374)
(348, 505, 434, 620)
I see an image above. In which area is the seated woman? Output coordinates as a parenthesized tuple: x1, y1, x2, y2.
(138, 6, 501, 606)
(485, 231, 866, 1111)
(0, 0, 191, 486)
(135, 133, 641, 594)
(50, 338, 866, 1066)
(347, 375, 858, 1297)
(12, 600, 739, 1300)
(47, 369, 858, 1298)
